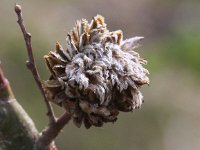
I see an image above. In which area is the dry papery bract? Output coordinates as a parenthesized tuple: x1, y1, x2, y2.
(43, 15, 149, 129)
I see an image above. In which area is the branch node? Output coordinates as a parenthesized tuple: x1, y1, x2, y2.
(26, 32, 31, 38)
(26, 60, 31, 68)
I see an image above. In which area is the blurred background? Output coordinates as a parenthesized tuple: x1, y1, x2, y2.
(1, 0, 200, 150)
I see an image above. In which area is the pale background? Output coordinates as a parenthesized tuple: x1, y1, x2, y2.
(0, 0, 200, 150)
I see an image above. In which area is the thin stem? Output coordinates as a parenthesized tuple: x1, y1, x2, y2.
(15, 4, 56, 125)
(15, 5, 72, 148)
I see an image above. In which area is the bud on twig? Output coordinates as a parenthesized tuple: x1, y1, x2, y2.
(15, 4, 21, 14)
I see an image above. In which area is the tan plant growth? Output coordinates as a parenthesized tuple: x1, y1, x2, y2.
(43, 15, 149, 129)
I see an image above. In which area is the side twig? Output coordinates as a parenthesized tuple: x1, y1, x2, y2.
(15, 4, 56, 125)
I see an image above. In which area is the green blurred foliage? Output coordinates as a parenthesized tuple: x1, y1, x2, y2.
(0, 0, 200, 150)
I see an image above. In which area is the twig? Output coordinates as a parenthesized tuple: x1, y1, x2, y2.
(14, 4, 56, 125)
(15, 4, 72, 148)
